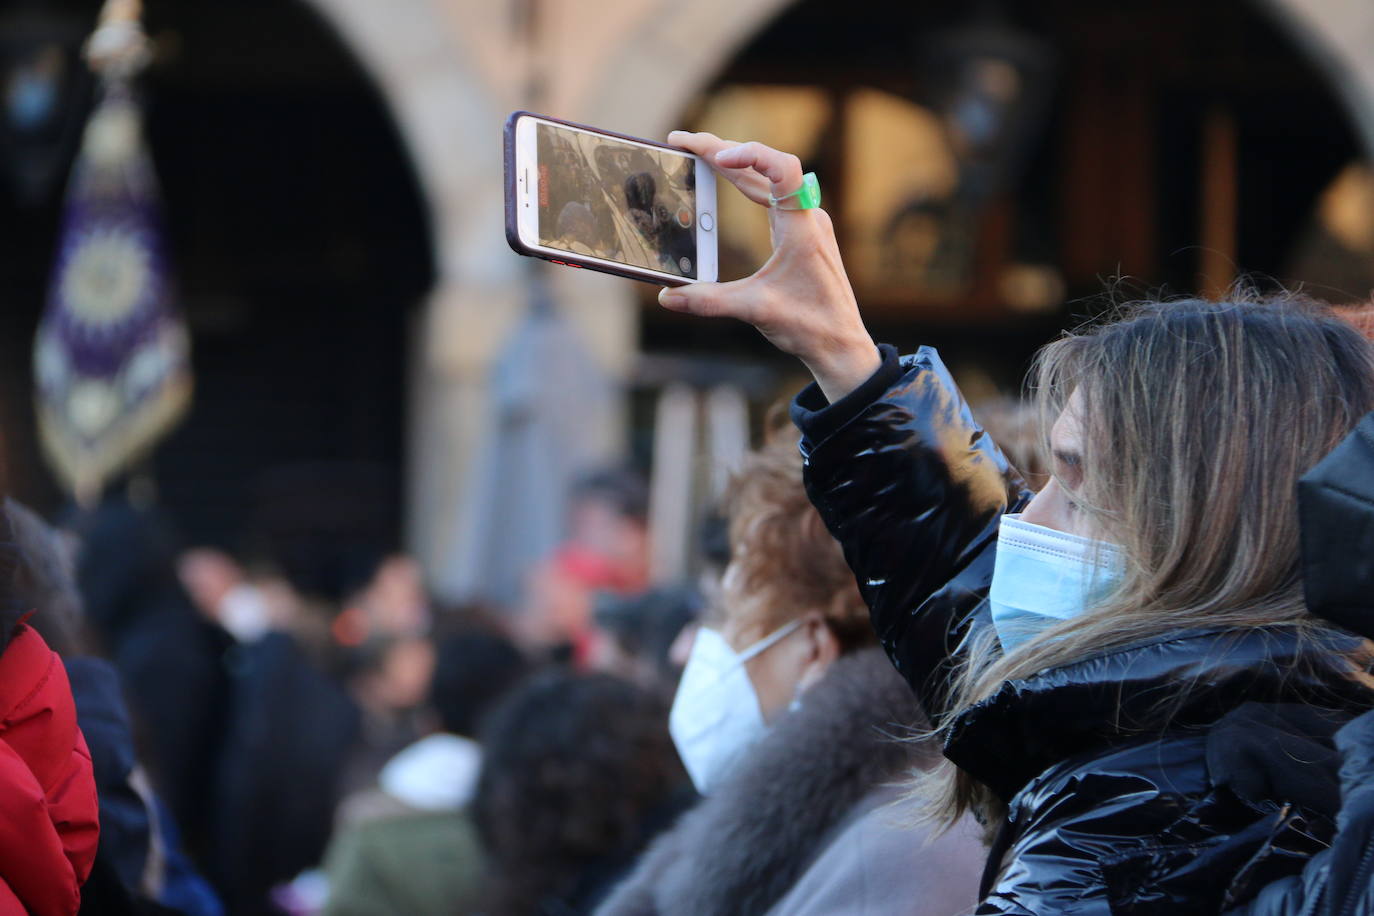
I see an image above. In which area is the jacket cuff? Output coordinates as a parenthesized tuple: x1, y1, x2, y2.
(790, 344, 901, 448)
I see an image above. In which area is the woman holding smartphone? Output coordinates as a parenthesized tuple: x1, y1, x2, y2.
(660, 132, 1374, 913)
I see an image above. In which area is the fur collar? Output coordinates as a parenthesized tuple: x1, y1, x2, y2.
(596, 648, 929, 916)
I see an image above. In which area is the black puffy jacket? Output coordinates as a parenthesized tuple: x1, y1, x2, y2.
(790, 345, 1374, 914)
(1220, 410, 1374, 916)
(1236, 707, 1374, 916)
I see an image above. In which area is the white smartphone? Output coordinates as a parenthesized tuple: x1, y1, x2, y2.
(505, 111, 718, 286)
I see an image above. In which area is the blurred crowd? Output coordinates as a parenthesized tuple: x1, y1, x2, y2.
(6, 461, 690, 915)
(7, 294, 1374, 916)
(10, 217, 1374, 916)
(0, 295, 1364, 916)
(17, 0, 1374, 907)
(0, 362, 1009, 916)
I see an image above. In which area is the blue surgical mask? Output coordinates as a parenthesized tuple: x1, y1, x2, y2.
(988, 514, 1124, 651)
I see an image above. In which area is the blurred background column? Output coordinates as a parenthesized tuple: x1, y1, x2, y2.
(299, 0, 638, 600)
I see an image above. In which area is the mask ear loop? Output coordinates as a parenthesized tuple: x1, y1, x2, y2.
(735, 617, 805, 665)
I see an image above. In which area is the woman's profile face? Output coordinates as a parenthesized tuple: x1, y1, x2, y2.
(1020, 390, 1096, 537)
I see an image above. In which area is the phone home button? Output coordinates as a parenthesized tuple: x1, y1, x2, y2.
(700, 212, 714, 232)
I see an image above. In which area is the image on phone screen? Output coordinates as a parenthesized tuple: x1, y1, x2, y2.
(537, 123, 698, 280)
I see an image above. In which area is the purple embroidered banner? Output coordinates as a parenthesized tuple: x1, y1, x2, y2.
(35, 81, 190, 503)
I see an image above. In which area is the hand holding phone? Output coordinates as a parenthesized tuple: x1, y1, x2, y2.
(657, 132, 879, 402)
(505, 112, 718, 286)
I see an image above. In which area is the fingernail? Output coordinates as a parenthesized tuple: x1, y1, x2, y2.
(659, 288, 686, 308)
(714, 149, 733, 162)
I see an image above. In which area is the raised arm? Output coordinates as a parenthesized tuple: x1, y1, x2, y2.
(663, 133, 1029, 713)
(792, 345, 1028, 712)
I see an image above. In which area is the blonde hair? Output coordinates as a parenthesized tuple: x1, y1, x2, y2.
(918, 294, 1374, 827)
(724, 437, 874, 652)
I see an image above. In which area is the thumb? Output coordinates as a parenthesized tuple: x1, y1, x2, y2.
(658, 278, 755, 321)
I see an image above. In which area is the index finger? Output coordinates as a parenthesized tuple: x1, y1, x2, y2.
(667, 131, 772, 205)
(713, 142, 804, 201)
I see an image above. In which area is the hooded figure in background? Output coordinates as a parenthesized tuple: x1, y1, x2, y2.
(1218, 409, 1374, 915)
(65, 493, 232, 861)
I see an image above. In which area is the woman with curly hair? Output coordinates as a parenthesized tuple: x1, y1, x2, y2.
(595, 436, 982, 916)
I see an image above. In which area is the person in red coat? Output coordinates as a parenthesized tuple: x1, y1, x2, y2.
(0, 620, 100, 915)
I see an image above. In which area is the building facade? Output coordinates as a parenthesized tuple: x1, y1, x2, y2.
(298, 0, 1374, 596)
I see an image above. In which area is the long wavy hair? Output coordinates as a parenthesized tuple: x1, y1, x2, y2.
(917, 294, 1374, 827)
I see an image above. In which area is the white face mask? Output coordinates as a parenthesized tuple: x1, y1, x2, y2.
(988, 514, 1124, 652)
(669, 620, 802, 794)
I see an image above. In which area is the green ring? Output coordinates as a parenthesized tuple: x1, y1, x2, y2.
(770, 172, 821, 210)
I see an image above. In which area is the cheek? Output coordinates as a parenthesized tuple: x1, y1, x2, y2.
(720, 611, 757, 653)
(744, 641, 808, 724)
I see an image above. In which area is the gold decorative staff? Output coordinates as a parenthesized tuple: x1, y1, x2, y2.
(85, 0, 150, 79)
(34, 0, 192, 505)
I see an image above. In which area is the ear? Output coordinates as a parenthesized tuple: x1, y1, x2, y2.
(795, 612, 841, 694)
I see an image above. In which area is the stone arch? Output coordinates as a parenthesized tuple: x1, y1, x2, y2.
(305, 0, 1374, 213)
(1256, 0, 1374, 158)
(577, 0, 799, 137)
(576, 0, 1374, 156)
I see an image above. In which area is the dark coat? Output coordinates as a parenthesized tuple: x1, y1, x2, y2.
(67, 657, 224, 916)
(68, 497, 232, 857)
(65, 657, 152, 895)
(789, 344, 1374, 914)
(209, 633, 359, 915)
(1220, 409, 1374, 916)
(595, 649, 983, 916)
(1223, 706, 1374, 916)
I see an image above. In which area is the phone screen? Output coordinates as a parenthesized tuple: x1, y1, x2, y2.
(537, 122, 698, 280)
